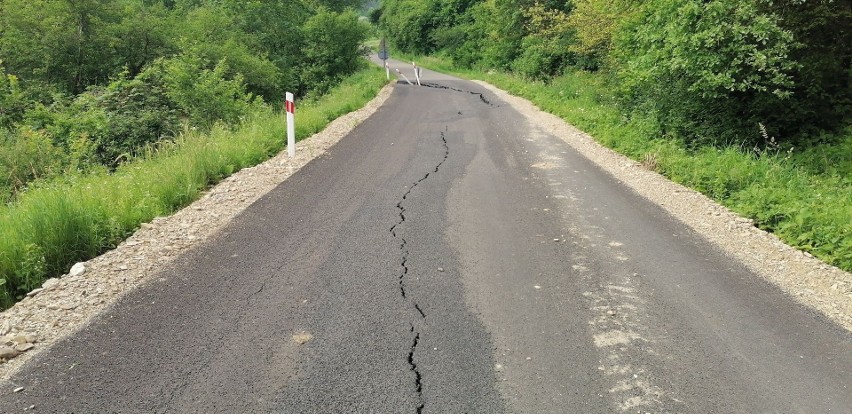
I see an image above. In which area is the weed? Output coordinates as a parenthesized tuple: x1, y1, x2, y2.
(641, 153, 659, 172)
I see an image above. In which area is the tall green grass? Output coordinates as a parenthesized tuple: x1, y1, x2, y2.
(0, 67, 388, 308)
(411, 54, 851, 271)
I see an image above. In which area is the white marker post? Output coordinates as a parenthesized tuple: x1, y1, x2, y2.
(379, 38, 389, 79)
(285, 92, 296, 158)
(412, 61, 421, 86)
(395, 68, 414, 86)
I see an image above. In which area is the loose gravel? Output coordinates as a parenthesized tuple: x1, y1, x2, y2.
(475, 80, 851, 332)
(0, 84, 395, 379)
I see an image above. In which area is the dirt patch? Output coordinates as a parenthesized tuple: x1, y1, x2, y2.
(476, 80, 851, 332)
(0, 83, 395, 380)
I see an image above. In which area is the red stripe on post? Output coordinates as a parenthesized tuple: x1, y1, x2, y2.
(285, 100, 295, 114)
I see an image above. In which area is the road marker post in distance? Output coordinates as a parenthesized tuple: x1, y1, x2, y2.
(395, 68, 413, 86)
(379, 38, 390, 80)
(286, 92, 296, 158)
(412, 61, 421, 86)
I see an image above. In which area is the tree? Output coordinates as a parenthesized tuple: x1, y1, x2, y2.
(567, 0, 640, 70)
(220, 0, 312, 94)
(379, 0, 442, 54)
(316, 0, 368, 12)
(112, 0, 177, 77)
(301, 9, 369, 94)
(511, 2, 576, 79)
(172, 4, 282, 99)
(2, 0, 125, 93)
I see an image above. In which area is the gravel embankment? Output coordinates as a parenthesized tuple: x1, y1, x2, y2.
(0, 84, 395, 379)
(475, 80, 851, 332)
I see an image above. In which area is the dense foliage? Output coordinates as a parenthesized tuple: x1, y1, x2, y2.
(379, 0, 851, 145)
(378, 1, 851, 269)
(0, 0, 371, 201)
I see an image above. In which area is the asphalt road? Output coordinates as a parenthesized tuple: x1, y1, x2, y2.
(1, 59, 849, 413)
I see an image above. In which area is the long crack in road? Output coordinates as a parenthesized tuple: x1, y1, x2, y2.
(391, 130, 449, 413)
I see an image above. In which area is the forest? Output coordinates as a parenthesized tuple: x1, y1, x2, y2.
(377, 0, 851, 270)
(377, 0, 850, 146)
(0, 0, 379, 306)
(0, 0, 370, 201)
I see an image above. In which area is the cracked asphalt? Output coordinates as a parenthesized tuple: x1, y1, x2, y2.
(0, 60, 850, 413)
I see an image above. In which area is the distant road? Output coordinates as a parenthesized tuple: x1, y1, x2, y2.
(0, 58, 849, 413)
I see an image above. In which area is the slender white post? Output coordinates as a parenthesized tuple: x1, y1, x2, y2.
(413, 61, 421, 86)
(395, 69, 413, 86)
(286, 92, 296, 158)
(385, 61, 390, 80)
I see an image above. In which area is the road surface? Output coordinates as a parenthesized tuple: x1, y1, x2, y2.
(0, 59, 849, 413)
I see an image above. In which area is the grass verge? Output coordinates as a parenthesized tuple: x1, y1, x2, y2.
(408, 54, 851, 271)
(0, 66, 388, 308)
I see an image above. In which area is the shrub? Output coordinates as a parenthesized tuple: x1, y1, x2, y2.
(755, 0, 852, 137)
(511, 3, 576, 80)
(615, 0, 798, 144)
(93, 68, 181, 165)
(31, 68, 181, 168)
(160, 54, 258, 128)
(566, 0, 640, 70)
(0, 126, 67, 199)
(0, 61, 28, 129)
(175, 5, 283, 99)
(300, 9, 370, 95)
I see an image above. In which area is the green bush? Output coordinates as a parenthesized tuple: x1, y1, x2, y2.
(93, 68, 181, 165)
(0, 126, 67, 200)
(511, 3, 576, 80)
(160, 54, 258, 128)
(27, 68, 181, 168)
(615, 0, 798, 144)
(175, 4, 283, 100)
(755, 0, 852, 136)
(0, 61, 28, 129)
(300, 9, 370, 95)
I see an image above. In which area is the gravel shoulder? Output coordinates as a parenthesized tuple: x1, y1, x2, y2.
(0, 83, 395, 380)
(474, 80, 852, 332)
